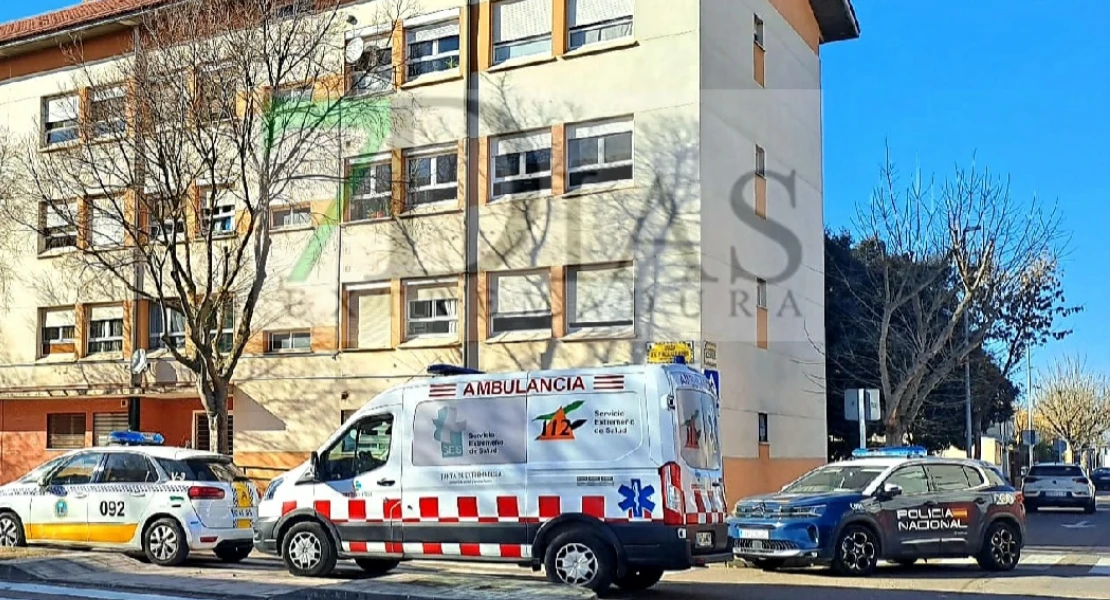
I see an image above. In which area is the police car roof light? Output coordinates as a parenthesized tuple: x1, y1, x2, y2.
(108, 431, 165, 446)
(426, 363, 485, 377)
(851, 446, 927, 458)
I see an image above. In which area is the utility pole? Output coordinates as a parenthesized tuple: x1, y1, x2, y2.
(1027, 347, 1034, 468)
(964, 314, 973, 458)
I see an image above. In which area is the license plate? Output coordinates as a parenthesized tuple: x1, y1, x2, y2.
(1046, 491, 1065, 497)
(696, 532, 713, 548)
(737, 528, 769, 540)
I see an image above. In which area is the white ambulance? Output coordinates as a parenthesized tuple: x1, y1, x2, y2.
(254, 363, 731, 593)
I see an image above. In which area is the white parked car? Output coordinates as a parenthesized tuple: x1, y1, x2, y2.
(0, 432, 258, 565)
(1021, 463, 1096, 513)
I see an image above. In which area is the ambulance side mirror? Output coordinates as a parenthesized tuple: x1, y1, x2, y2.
(298, 451, 321, 485)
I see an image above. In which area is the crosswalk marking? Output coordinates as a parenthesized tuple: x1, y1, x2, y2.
(1090, 557, 1110, 576)
(1019, 553, 1065, 569)
(0, 581, 212, 600)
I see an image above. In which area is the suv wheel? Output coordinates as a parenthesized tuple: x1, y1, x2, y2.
(976, 521, 1020, 571)
(832, 525, 879, 577)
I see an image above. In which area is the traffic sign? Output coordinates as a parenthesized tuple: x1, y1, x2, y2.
(702, 342, 718, 368)
(845, 389, 880, 421)
(646, 341, 694, 364)
(703, 369, 720, 397)
(1020, 430, 1038, 446)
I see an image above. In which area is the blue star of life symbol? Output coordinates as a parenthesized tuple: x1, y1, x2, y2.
(618, 479, 656, 518)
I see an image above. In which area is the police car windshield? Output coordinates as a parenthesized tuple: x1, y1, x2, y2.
(157, 457, 248, 482)
(781, 465, 886, 494)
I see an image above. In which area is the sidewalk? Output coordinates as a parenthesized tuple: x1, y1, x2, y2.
(0, 552, 595, 600)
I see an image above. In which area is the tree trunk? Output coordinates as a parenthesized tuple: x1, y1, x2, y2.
(198, 375, 231, 455)
(885, 421, 906, 447)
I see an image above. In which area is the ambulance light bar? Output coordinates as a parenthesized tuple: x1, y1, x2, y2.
(108, 431, 165, 446)
(851, 446, 927, 459)
(427, 364, 485, 377)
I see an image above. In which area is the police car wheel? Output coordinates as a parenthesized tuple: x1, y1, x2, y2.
(281, 522, 337, 577)
(543, 528, 616, 593)
(354, 558, 400, 576)
(614, 568, 664, 591)
(143, 518, 189, 567)
(976, 521, 1020, 572)
(0, 512, 26, 548)
(832, 525, 879, 577)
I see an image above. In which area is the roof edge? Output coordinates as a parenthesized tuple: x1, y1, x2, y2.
(810, 0, 861, 44)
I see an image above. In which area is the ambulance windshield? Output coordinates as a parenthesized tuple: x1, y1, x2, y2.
(677, 389, 721, 470)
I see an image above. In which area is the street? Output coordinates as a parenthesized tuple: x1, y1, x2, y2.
(1, 497, 1108, 600)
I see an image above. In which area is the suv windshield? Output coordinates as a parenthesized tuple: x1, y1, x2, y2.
(781, 465, 887, 494)
(157, 457, 249, 482)
(1029, 465, 1084, 478)
(676, 389, 721, 470)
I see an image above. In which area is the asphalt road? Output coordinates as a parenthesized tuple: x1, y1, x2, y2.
(1023, 493, 1110, 553)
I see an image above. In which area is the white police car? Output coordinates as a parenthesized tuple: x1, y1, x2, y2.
(0, 432, 258, 566)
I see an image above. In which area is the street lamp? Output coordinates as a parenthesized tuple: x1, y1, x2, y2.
(957, 225, 981, 458)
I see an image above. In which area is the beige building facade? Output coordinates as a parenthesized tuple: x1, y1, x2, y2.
(0, 0, 858, 503)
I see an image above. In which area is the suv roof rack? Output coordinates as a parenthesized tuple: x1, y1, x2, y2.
(427, 364, 485, 377)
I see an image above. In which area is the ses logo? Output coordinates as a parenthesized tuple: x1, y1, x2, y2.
(432, 406, 467, 458)
(895, 507, 969, 532)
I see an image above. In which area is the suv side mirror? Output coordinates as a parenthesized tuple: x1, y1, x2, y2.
(881, 483, 903, 498)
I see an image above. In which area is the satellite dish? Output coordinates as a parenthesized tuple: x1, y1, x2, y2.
(345, 37, 365, 64)
(130, 349, 149, 375)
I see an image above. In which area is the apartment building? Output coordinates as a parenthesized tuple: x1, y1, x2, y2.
(0, 0, 859, 503)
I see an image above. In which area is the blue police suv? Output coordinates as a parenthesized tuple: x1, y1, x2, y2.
(728, 447, 1026, 576)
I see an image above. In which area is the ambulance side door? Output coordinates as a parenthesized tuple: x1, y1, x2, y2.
(86, 452, 160, 545)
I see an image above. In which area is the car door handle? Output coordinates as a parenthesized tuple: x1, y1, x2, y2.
(130, 492, 148, 498)
(377, 479, 396, 487)
(72, 493, 88, 499)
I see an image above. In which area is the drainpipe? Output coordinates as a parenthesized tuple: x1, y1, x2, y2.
(128, 23, 144, 432)
(462, 9, 479, 370)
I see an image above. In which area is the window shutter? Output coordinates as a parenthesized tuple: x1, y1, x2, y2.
(495, 273, 550, 314)
(47, 96, 79, 122)
(568, 0, 633, 28)
(409, 285, 454, 302)
(93, 413, 129, 446)
(194, 412, 234, 453)
(408, 21, 460, 44)
(351, 291, 391, 348)
(493, 0, 552, 43)
(90, 305, 124, 321)
(44, 308, 76, 328)
(572, 265, 634, 324)
(569, 119, 632, 140)
(92, 86, 126, 102)
(45, 204, 72, 228)
(495, 131, 551, 155)
(91, 200, 125, 246)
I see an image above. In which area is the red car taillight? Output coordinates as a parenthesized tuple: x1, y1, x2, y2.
(188, 485, 226, 500)
(1075, 478, 1090, 485)
(660, 462, 685, 526)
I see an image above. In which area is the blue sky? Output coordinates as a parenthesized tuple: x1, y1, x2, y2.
(3, 1, 1107, 379)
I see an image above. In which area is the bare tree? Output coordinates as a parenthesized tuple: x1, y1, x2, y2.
(1035, 356, 1110, 461)
(2, 0, 410, 453)
(0, 129, 16, 306)
(856, 149, 1067, 445)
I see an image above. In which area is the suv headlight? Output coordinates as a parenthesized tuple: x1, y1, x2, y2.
(789, 505, 826, 518)
(263, 476, 284, 501)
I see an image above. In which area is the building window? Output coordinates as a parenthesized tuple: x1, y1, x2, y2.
(197, 63, 237, 122)
(47, 413, 86, 449)
(43, 94, 79, 146)
(212, 307, 235, 353)
(755, 145, 766, 177)
(347, 157, 392, 220)
(490, 271, 552, 334)
(199, 186, 236, 235)
(568, 263, 634, 331)
(406, 21, 460, 78)
(40, 307, 76, 356)
(272, 84, 314, 106)
(492, 0, 552, 64)
(149, 302, 187, 350)
(90, 85, 127, 137)
(349, 38, 393, 94)
(90, 197, 126, 248)
(147, 195, 186, 241)
(271, 204, 312, 229)
(492, 130, 552, 198)
(754, 14, 765, 47)
(567, 118, 633, 189)
(87, 305, 124, 354)
(93, 413, 129, 447)
(756, 278, 767, 309)
(275, 0, 314, 19)
(266, 329, 312, 353)
(407, 149, 458, 208)
(568, 0, 633, 51)
(346, 284, 391, 349)
(405, 280, 457, 339)
(758, 412, 768, 443)
(41, 201, 77, 251)
(193, 412, 234, 453)
(341, 409, 357, 424)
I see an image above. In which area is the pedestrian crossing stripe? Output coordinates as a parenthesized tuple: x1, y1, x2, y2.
(1091, 557, 1110, 576)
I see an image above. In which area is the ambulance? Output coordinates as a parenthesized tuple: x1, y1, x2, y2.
(254, 363, 731, 593)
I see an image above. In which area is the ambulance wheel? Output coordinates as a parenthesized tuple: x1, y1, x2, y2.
(143, 517, 190, 567)
(615, 567, 664, 591)
(282, 521, 337, 577)
(214, 543, 253, 563)
(0, 512, 26, 548)
(976, 521, 1020, 572)
(831, 524, 879, 577)
(354, 558, 400, 576)
(543, 528, 616, 593)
